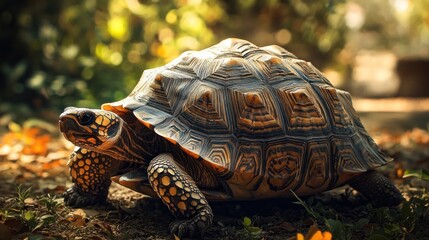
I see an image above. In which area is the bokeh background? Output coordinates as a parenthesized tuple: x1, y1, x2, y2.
(1, 0, 429, 124)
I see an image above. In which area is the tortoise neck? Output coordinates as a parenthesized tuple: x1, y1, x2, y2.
(103, 121, 160, 165)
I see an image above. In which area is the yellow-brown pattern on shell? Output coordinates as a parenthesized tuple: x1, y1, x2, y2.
(114, 38, 393, 199)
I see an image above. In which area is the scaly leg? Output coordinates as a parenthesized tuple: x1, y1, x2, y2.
(348, 170, 403, 207)
(64, 147, 119, 207)
(148, 153, 213, 238)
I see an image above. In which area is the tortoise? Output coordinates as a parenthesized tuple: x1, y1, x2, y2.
(59, 38, 403, 238)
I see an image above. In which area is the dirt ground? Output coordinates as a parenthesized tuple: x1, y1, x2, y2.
(0, 124, 428, 240)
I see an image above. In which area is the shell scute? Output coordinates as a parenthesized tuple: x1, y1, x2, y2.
(265, 140, 304, 192)
(231, 145, 263, 190)
(232, 87, 284, 137)
(179, 83, 230, 134)
(316, 85, 353, 134)
(201, 139, 236, 178)
(305, 141, 331, 190)
(275, 83, 328, 134)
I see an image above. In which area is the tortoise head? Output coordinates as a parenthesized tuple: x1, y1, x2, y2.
(59, 107, 123, 151)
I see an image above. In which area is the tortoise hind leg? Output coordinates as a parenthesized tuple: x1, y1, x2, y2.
(348, 170, 403, 207)
(148, 153, 213, 238)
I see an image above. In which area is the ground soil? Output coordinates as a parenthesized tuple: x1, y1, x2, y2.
(0, 126, 428, 240)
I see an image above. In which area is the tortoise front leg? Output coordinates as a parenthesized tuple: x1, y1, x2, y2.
(64, 147, 118, 207)
(148, 153, 213, 238)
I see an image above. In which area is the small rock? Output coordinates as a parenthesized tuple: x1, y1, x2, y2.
(24, 197, 36, 206)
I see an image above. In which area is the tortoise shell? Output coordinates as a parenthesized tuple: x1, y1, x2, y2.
(103, 38, 391, 199)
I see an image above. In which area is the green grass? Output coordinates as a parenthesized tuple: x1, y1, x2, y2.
(292, 181, 429, 240)
(0, 185, 60, 234)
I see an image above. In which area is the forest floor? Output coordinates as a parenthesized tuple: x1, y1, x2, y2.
(0, 120, 428, 240)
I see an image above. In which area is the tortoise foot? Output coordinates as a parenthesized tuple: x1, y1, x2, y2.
(349, 170, 403, 207)
(169, 213, 212, 239)
(63, 186, 107, 207)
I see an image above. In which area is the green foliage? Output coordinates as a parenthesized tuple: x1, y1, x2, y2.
(38, 194, 60, 214)
(0, 0, 347, 121)
(16, 184, 33, 207)
(21, 210, 55, 232)
(291, 190, 361, 240)
(242, 216, 262, 239)
(367, 192, 429, 238)
(403, 169, 429, 180)
(292, 190, 429, 239)
(0, 185, 61, 233)
(1, 0, 428, 121)
(218, 216, 263, 240)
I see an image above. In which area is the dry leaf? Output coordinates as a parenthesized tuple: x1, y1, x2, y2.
(67, 209, 87, 227)
(290, 224, 332, 240)
(91, 220, 113, 234)
(281, 221, 296, 232)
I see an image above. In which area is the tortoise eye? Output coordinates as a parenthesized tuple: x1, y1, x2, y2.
(78, 111, 95, 125)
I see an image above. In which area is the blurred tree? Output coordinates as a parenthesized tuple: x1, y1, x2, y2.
(0, 0, 347, 121)
(341, 0, 429, 57)
(217, 0, 347, 68)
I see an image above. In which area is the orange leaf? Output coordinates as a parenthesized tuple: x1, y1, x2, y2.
(67, 209, 87, 227)
(22, 129, 51, 156)
(308, 230, 324, 240)
(306, 224, 323, 240)
(1, 132, 20, 145)
(322, 231, 332, 240)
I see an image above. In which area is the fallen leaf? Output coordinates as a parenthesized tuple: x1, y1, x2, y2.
(291, 224, 332, 240)
(66, 209, 87, 227)
(322, 231, 332, 240)
(0, 145, 11, 156)
(46, 151, 70, 161)
(20, 154, 36, 163)
(42, 159, 65, 171)
(6, 152, 19, 162)
(81, 209, 101, 218)
(91, 220, 113, 234)
(306, 224, 323, 240)
(281, 221, 296, 232)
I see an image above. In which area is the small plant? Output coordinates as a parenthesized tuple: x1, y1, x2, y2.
(367, 192, 429, 239)
(0, 210, 13, 220)
(242, 216, 262, 239)
(0, 185, 60, 234)
(39, 194, 60, 213)
(291, 190, 367, 240)
(217, 216, 263, 240)
(403, 169, 429, 180)
(16, 184, 33, 206)
(21, 210, 56, 232)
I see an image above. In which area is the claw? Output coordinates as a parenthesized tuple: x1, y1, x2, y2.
(169, 219, 206, 239)
(63, 186, 106, 207)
